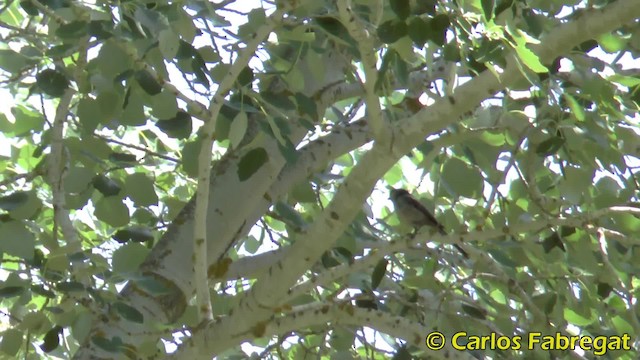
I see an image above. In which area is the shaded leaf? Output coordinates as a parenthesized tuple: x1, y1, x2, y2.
(237, 147, 268, 181)
(113, 302, 144, 323)
(92, 175, 121, 197)
(36, 69, 69, 97)
(112, 227, 154, 244)
(134, 70, 162, 95)
(0, 286, 24, 298)
(535, 136, 565, 157)
(390, 0, 411, 20)
(0, 192, 29, 211)
(40, 326, 62, 353)
(371, 259, 388, 290)
(377, 19, 408, 44)
(156, 111, 192, 139)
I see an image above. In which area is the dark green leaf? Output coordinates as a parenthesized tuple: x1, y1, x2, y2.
(36, 69, 69, 97)
(392, 346, 413, 360)
(408, 17, 430, 48)
(597, 282, 613, 299)
(236, 66, 254, 87)
(88, 20, 113, 40)
(31, 284, 56, 298)
(0, 286, 25, 298)
(377, 19, 408, 44)
(315, 16, 350, 40)
(155, 111, 192, 139)
(92, 175, 121, 197)
(541, 233, 566, 253)
(237, 147, 269, 181)
(294, 92, 318, 121)
(134, 70, 162, 95)
(91, 335, 122, 353)
(390, 0, 411, 20)
(109, 152, 138, 163)
(40, 326, 62, 353)
(135, 277, 171, 295)
(134, 7, 169, 34)
(461, 304, 487, 319)
(371, 259, 388, 290)
(428, 15, 450, 46)
(481, 0, 495, 20)
(55, 21, 88, 39)
(56, 281, 85, 292)
(535, 136, 565, 157)
(0, 192, 29, 211)
(262, 92, 295, 111)
(112, 227, 154, 244)
(113, 301, 144, 323)
(20, 1, 39, 16)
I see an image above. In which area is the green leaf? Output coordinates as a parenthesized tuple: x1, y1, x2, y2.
(237, 147, 269, 181)
(158, 29, 180, 59)
(77, 97, 106, 133)
(407, 17, 430, 48)
(92, 175, 121, 197)
(36, 69, 69, 97)
(371, 259, 388, 290)
(40, 326, 62, 353)
(150, 88, 179, 119)
(236, 66, 254, 87)
(0, 286, 25, 298)
(112, 243, 149, 274)
(428, 15, 450, 46)
(134, 70, 162, 95)
(55, 21, 88, 39)
(481, 0, 495, 20)
(56, 281, 85, 292)
(113, 301, 144, 323)
(96, 90, 122, 119)
(228, 111, 248, 149)
(94, 197, 130, 227)
(20, 1, 39, 16)
(535, 136, 565, 157)
(156, 111, 192, 139)
(0, 329, 23, 356)
(109, 152, 137, 163)
(125, 173, 158, 207)
(563, 94, 585, 121)
(0, 191, 29, 211)
(564, 308, 594, 326)
(461, 304, 487, 319)
(0, 49, 37, 73)
(514, 43, 548, 73)
(0, 221, 35, 260)
(134, 7, 169, 34)
(181, 137, 203, 178)
(112, 226, 154, 244)
(8, 106, 44, 136)
(65, 166, 94, 194)
(91, 335, 122, 353)
(377, 19, 408, 44)
(441, 158, 484, 198)
(390, 0, 411, 20)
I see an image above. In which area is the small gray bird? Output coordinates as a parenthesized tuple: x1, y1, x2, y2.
(390, 189, 468, 258)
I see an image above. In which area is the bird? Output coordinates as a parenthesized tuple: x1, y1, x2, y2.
(389, 188, 469, 258)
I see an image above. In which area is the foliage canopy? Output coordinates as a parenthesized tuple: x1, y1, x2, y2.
(1, 0, 640, 359)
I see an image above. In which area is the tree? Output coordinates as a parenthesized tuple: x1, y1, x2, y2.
(1, 0, 640, 358)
